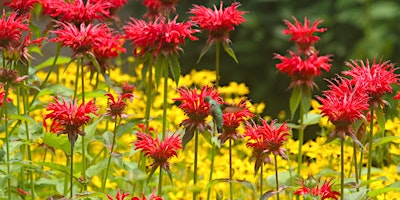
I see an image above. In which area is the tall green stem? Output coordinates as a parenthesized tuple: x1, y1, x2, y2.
(193, 130, 199, 200)
(162, 62, 168, 140)
(70, 144, 74, 198)
(260, 164, 263, 196)
(229, 139, 233, 200)
(367, 106, 374, 188)
(215, 42, 220, 87)
(297, 107, 304, 175)
(206, 143, 215, 200)
(274, 155, 279, 200)
(158, 166, 163, 196)
(353, 141, 359, 192)
(1, 83, 11, 200)
(80, 58, 87, 191)
(102, 119, 119, 192)
(22, 86, 34, 198)
(144, 58, 154, 133)
(341, 139, 344, 200)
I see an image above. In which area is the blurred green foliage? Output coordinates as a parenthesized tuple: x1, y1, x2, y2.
(123, 0, 400, 118)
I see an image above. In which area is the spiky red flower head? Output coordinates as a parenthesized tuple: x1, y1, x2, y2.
(283, 17, 327, 55)
(244, 118, 290, 173)
(132, 189, 163, 200)
(142, 0, 178, 20)
(0, 10, 29, 51)
(274, 51, 331, 89)
(0, 87, 12, 107)
(219, 100, 254, 144)
(42, 0, 110, 24)
(4, 0, 39, 15)
(105, 93, 133, 120)
(135, 132, 181, 171)
(107, 189, 129, 200)
(50, 22, 112, 58)
(121, 82, 136, 96)
(45, 97, 98, 146)
(317, 77, 369, 141)
(189, 1, 246, 44)
(124, 17, 198, 57)
(173, 86, 221, 144)
(342, 58, 399, 108)
(294, 179, 340, 200)
(91, 30, 126, 72)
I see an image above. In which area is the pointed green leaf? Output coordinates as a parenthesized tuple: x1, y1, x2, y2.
(38, 162, 70, 175)
(146, 166, 158, 183)
(303, 113, 322, 126)
(86, 159, 108, 178)
(169, 55, 181, 85)
(197, 43, 212, 63)
(372, 136, 400, 148)
(359, 176, 388, 188)
(75, 191, 108, 199)
(84, 116, 103, 142)
(367, 187, 400, 197)
(289, 87, 302, 120)
(8, 114, 35, 123)
(103, 131, 114, 150)
(222, 42, 238, 63)
(233, 179, 257, 195)
(375, 106, 385, 133)
(206, 178, 230, 190)
(344, 189, 366, 200)
(43, 132, 71, 155)
(300, 86, 311, 113)
(260, 186, 288, 200)
(35, 56, 71, 70)
(77, 89, 107, 100)
(154, 55, 166, 87)
(85, 53, 101, 73)
(38, 84, 74, 97)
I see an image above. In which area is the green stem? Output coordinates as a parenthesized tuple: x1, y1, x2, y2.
(353, 141, 359, 192)
(193, 130, 199, 200)
(22, 86, 34, 198)
(145, 58, 154, 132)
(260, 163, 263, 196)
(215, 42, 220, 88)
(367, 106, 374, 188)
(2, 83, 11, 200)
(158, 166, 162, 196)
(229, 139, 233, 200)
(341, 139, 344, 200)
(70, 144, 74, 198)
(274, 155, 279, 200)
(102, 119, 119, 192)
(64, 153, 70, 196)
(162, 60, 168, 140)
(206, 143, 215, 200)
(80, 58, 87, 191)
(297, 109, 304, 175)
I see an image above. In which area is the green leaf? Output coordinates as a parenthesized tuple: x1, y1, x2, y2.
(38, 162, 70, 175)
(38, 84, 74, 97)
(35, 56, 71, 71)
(289, 87, 302, 120)
(206, 179, 257, 195)
(197, 43, 212, 63)
(344, 189, 366, 200)
(169, 55, 181, 85)
(77, 89, 107, 100)
(367, 187, 400, 197)
(103, 131, 114, 150)
(300, 86, 311, 114)
(359, 176, 388, 188)
(232, 179, 257, 195)
(375, 106, 385, 133)
(86, 159, 108, 178)
(8, 114, 35, 123)
(303, 113, 322, 126)
(206, 178, 230, 190)
(154, 55, 166, 87)
(222, 42, 238, 63)
(116, 120, 140, 137)
(260, 186, 288, 200)
(85, 53, 101, 74)
(372, 136, 400, 148)
(74, 191, 108, 199)
(43, 132, 71, 155)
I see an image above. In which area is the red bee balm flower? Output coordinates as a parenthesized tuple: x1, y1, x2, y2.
(219, 100, 254, 144)
(124, 17, 198, 57)
(189, 1, 246, 44)
(45, 97, 98, 146)
(107, 189, 129, 200)
(4, 0, 39, 15)
(173, 86, 221, 147)
(135, 132, 181, 171)
(142, 0, 178, 20)
(0, 87, 12, 107)
(282, 17, 327, 55)
(294, 179, 340, 200)
(317, 77, 369, 141)
(0, 10, 29, 51)
(244, 118, 290, 173)
(105, 93, 134, 120)
(274, 51, 331, 89)
(343, 58, 399, 108)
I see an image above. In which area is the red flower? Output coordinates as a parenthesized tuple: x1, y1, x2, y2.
(105, 93, 134, 120)
(0, 10, 29, 51)
(189, 1, 246, 44)
(343, 58, 399, 108)
(0, 68, 28, 85)
(244, 118, 289, 173)
(142, 0, 178, 20)
(91, 30, 126, 72)
(294, 179, 340, 200)
(50, 22, 112, 58)
(274, 51, 331, 89)
(282, 17, 327, 55)
(121, 82, 136, 96)
(0, 87, 12, 107)
(219, 100, 254, 144)
(173, 86, 221, 147)
(317, 77, 369, 141)
(132, 188, 163, 200)
(107, 189, 129, 200)
(124, 17, 198, 57)
(4, 0, 39, 15)
(42, 0, 110, 24)
(135, 132, 181, 171)
(45, 97, 98, 146)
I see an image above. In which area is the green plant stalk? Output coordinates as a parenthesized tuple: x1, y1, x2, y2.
(102, 119, 119, 192)
(341, 139, 344, 200)
(206, 143, 215, 200)
(297, 106, 304, 175)
(260, 164, 263, 196)
(193, 130, 199, 200)
(274, 155, 279, 200)
(215, 42, 220, 87)
(367, 106, 374, 188)
(229, 139, 233, 200)
(80, 58, 87, 191)
(2, 83, 11, 200)
(353, 141, 359, 192)
(162, 62, 168, 140)
(64, 153, 70, 196)
(158, 166, 163, 196)
(70, 143, 74, 198)
(22, 86, 35, 199)
(145, 58, 154, 133)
